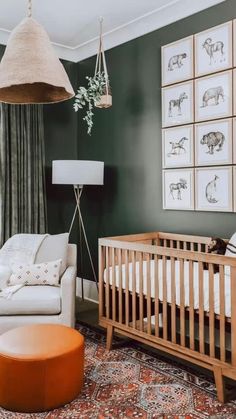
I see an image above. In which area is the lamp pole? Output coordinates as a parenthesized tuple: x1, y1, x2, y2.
(69, 185, 98, 300)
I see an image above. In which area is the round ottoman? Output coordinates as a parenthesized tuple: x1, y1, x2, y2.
(0, 324, 84, 413)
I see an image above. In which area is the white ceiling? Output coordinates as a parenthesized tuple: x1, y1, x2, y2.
(0, 0, 225, 62)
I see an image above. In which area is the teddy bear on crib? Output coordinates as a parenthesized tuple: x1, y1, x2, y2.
(205, 237, 227, 273)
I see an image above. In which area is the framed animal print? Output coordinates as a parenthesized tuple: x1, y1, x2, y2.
(162, 80, 194, 127)
(162, 168, 194, 210)
(232, 69, 236, 116)
(162, 125, 194, 168)
(195, 70, 232, 122)
(161, 35, 193, 86)
(195, 21, 232, 77)
(233, 118, 236, 163)
(233, 167, 236, 212)
(195, 118, 232, 166)
(195, 166, 232, 212)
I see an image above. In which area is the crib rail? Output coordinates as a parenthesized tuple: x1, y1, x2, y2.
(99, 233, 236, 388)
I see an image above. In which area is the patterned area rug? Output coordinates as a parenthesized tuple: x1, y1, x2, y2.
(0, 323, 236, 418)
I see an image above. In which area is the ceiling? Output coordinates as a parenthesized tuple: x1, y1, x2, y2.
(0, 0, 225, 62)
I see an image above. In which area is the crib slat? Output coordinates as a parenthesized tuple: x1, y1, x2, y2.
(139, 252, 144, 332)
(209, 263, 215, 359)
(183, 241, 187, 250)
(171, 256, 176, 343)
(189, 259, 194, 350)
(163, 255, 168, 340)
(132, 251, 136, 329)
(180, 258, 185, 347)
(176, 241, 180, 249)
(99, 246, 104, 318)
(170, 239, 174, 249)
(154, 254, 159, 337)
(219, 265, 225, 362)
(231, 267, 236, 366)
(190, 242, 194, 252)
(125, 250, 129, 326)
(118, 249, 123, 324)
(105, 247, 110, 319)
(112, 247, 116, 321)
(199, 262, 205, 354)
(147, 254, 152, 335)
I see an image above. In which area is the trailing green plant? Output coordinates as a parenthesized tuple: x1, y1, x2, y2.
(73, 72, 108, 135)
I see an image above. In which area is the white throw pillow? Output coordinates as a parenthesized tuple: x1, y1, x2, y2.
(35, 233, 69, 275)
(8, 259, 62, 287)
(225, 233, 236, 257)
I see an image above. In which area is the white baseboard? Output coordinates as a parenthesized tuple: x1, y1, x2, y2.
(76, 277, 98, 304)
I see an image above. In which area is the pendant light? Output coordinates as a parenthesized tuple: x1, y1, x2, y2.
(0, 0, 75, 104)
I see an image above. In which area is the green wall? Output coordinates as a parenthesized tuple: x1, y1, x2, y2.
(71, 0, 236, 279)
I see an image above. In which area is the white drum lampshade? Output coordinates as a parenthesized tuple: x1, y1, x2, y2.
(52, 160, 104, 186)
(0, 17, 75, 104)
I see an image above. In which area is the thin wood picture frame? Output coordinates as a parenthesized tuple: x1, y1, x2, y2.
(195, 70, 232, 123)
(162, 80, 194, 128)
(195, 21, 232, 78)
(162, 125, 194, 168)
(195, 166, 233, 212)
(195, 118, 232, 166)
(161, 35, 194, 87)
(162, 168, 194, 210)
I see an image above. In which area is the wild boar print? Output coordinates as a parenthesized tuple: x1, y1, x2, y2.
(200, 131, 225, 154)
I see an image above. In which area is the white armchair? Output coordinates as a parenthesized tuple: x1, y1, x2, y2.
(0, 244, 77, 334)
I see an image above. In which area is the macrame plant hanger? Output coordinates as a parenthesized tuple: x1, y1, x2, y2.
(95, 17, 112, 109)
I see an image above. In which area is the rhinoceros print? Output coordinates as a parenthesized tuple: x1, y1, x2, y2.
(200, 131, 225, 155)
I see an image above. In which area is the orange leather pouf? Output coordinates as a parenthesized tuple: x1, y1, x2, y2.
(0, 324, 84, 413)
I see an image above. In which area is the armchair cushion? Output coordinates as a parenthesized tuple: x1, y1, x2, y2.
(0, 285, 61, 315)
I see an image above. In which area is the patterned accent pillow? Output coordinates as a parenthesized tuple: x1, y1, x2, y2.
(8, 259, 62, 287)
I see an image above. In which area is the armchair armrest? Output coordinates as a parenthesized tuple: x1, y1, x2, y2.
(60, 265, 77, 327)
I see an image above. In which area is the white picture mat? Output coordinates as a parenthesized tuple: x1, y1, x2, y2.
(195, 118, 232, 166)
(195, 166, 232, 212)
(162, 125, 194, 168)
(232, 20, 236, 67)
(195, 21, 232, 77)
(195, 70, 232, 122)
(162, 35, 193, 86)
(163, 169, 194, 210)
(162, 81, 194, 127)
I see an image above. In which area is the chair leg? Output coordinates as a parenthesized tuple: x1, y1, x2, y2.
(213, 366, 225, 403)
(106, 325, 114, 351)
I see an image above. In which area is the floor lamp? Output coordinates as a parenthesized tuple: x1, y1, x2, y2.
(52, 160, 104, 299)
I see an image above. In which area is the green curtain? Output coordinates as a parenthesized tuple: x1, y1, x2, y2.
(0, 104, 47, 246)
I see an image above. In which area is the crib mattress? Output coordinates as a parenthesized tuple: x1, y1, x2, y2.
(104, 259, 231, 317)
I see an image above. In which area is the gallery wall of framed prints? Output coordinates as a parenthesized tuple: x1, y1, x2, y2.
(161, 19, 236, 212)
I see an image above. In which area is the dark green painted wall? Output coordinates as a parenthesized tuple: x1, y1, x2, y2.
(72, 0, 236, 279)
(44, 61, 78, 245)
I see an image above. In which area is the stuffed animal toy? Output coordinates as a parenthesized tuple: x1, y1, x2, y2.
(206, 237, 227, 273)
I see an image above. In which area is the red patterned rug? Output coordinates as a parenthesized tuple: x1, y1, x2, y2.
(0, 323, 236, 418)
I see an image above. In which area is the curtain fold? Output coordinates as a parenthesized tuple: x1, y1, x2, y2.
(0, 104, 47, 246)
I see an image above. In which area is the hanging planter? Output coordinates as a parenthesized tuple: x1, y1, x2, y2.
(73, 18, 112, 135)
(94, 19, 112, 109)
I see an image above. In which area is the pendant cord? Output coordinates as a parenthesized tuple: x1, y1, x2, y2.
(28, 0, 32, 17)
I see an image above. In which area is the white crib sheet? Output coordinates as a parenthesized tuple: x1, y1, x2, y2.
(104, 259, 231, 317)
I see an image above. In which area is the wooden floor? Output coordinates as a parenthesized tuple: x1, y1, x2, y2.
(76, 297, 98, 326)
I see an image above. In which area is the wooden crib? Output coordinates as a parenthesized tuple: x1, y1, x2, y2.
(98, 231, 236, 403)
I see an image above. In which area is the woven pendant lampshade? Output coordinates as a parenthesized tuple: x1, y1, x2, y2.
(0, 15, 75, 104)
